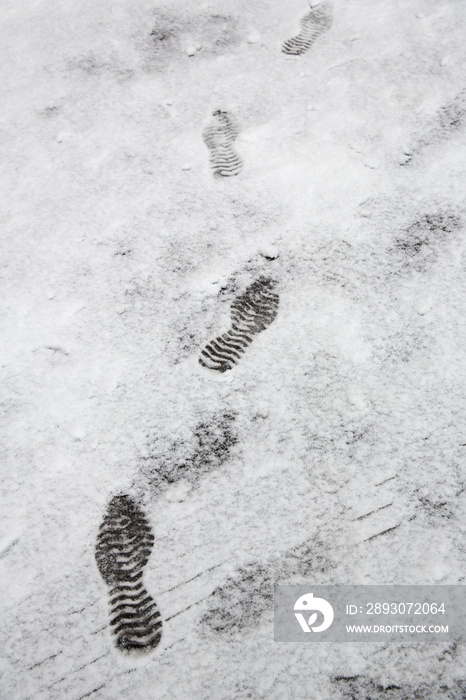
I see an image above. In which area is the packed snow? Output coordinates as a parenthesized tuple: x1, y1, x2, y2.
(1, 0, 466, 697)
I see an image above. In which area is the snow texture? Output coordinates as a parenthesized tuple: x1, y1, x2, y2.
(1, 0, 466, 697)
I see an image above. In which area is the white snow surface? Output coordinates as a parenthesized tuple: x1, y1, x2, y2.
(1, 0, 466, 697)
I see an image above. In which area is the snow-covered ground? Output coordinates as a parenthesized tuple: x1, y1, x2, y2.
(1, 0, 466, 697)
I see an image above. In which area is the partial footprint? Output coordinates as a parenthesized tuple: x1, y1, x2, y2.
(400, 91, 466, 166)
(282, 3, 333, 56)
(202, 110, 243, 178)
(95, 495, 162, 653)
(200, 278, 279, 373)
